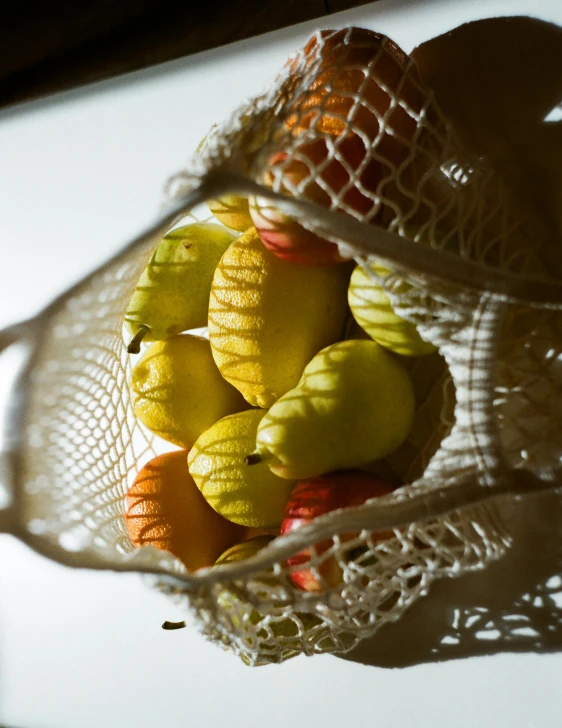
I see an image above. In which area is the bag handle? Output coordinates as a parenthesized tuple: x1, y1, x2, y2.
(0, 319, 39, 537)
(187, 170, 562, 309)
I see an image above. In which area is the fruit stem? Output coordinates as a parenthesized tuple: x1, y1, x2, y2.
(244, 452, 263, 466)
(244, 450, 274, 466)
(162, 620, 186, 630)
(127, 325, 149, 354)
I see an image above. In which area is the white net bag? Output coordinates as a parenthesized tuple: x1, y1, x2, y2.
(1, 27, 562, 667)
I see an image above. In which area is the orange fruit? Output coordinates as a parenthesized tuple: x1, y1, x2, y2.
(125, 451, 245, 571)
(287, 27, 427, 154)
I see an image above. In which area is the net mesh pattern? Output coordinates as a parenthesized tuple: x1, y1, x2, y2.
(14, 28, 562, 666)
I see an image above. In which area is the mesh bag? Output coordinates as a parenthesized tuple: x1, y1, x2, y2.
(2, 27, 562, 667)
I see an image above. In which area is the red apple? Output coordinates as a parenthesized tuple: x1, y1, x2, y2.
(250, 135, 382, 266)
(280, 471, 395, 592)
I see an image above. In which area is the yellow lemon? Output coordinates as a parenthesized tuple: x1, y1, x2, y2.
(131, 334, 247, 449)
(208, 227, 349, 408)
(216, 536, 276, 566)
(348, 263, 437, 357)
(207, 195, 253, 232)
(188, 409, 295, 528)
(198, 130, 253, 232)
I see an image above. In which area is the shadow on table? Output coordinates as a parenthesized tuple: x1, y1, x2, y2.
(337, 490, 562, 667)
(338, 14, 562, 669)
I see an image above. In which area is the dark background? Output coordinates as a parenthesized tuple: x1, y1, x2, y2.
(0, 0, 374, 109)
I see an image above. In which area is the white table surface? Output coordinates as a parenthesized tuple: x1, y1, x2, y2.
(1, 1, 561, 726)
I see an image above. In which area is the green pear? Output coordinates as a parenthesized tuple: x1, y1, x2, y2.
(248, 339, 415, 479)
(215, 536, 321, 651)
(348, 263, 437, 357)
(125, 222, 236, 352)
